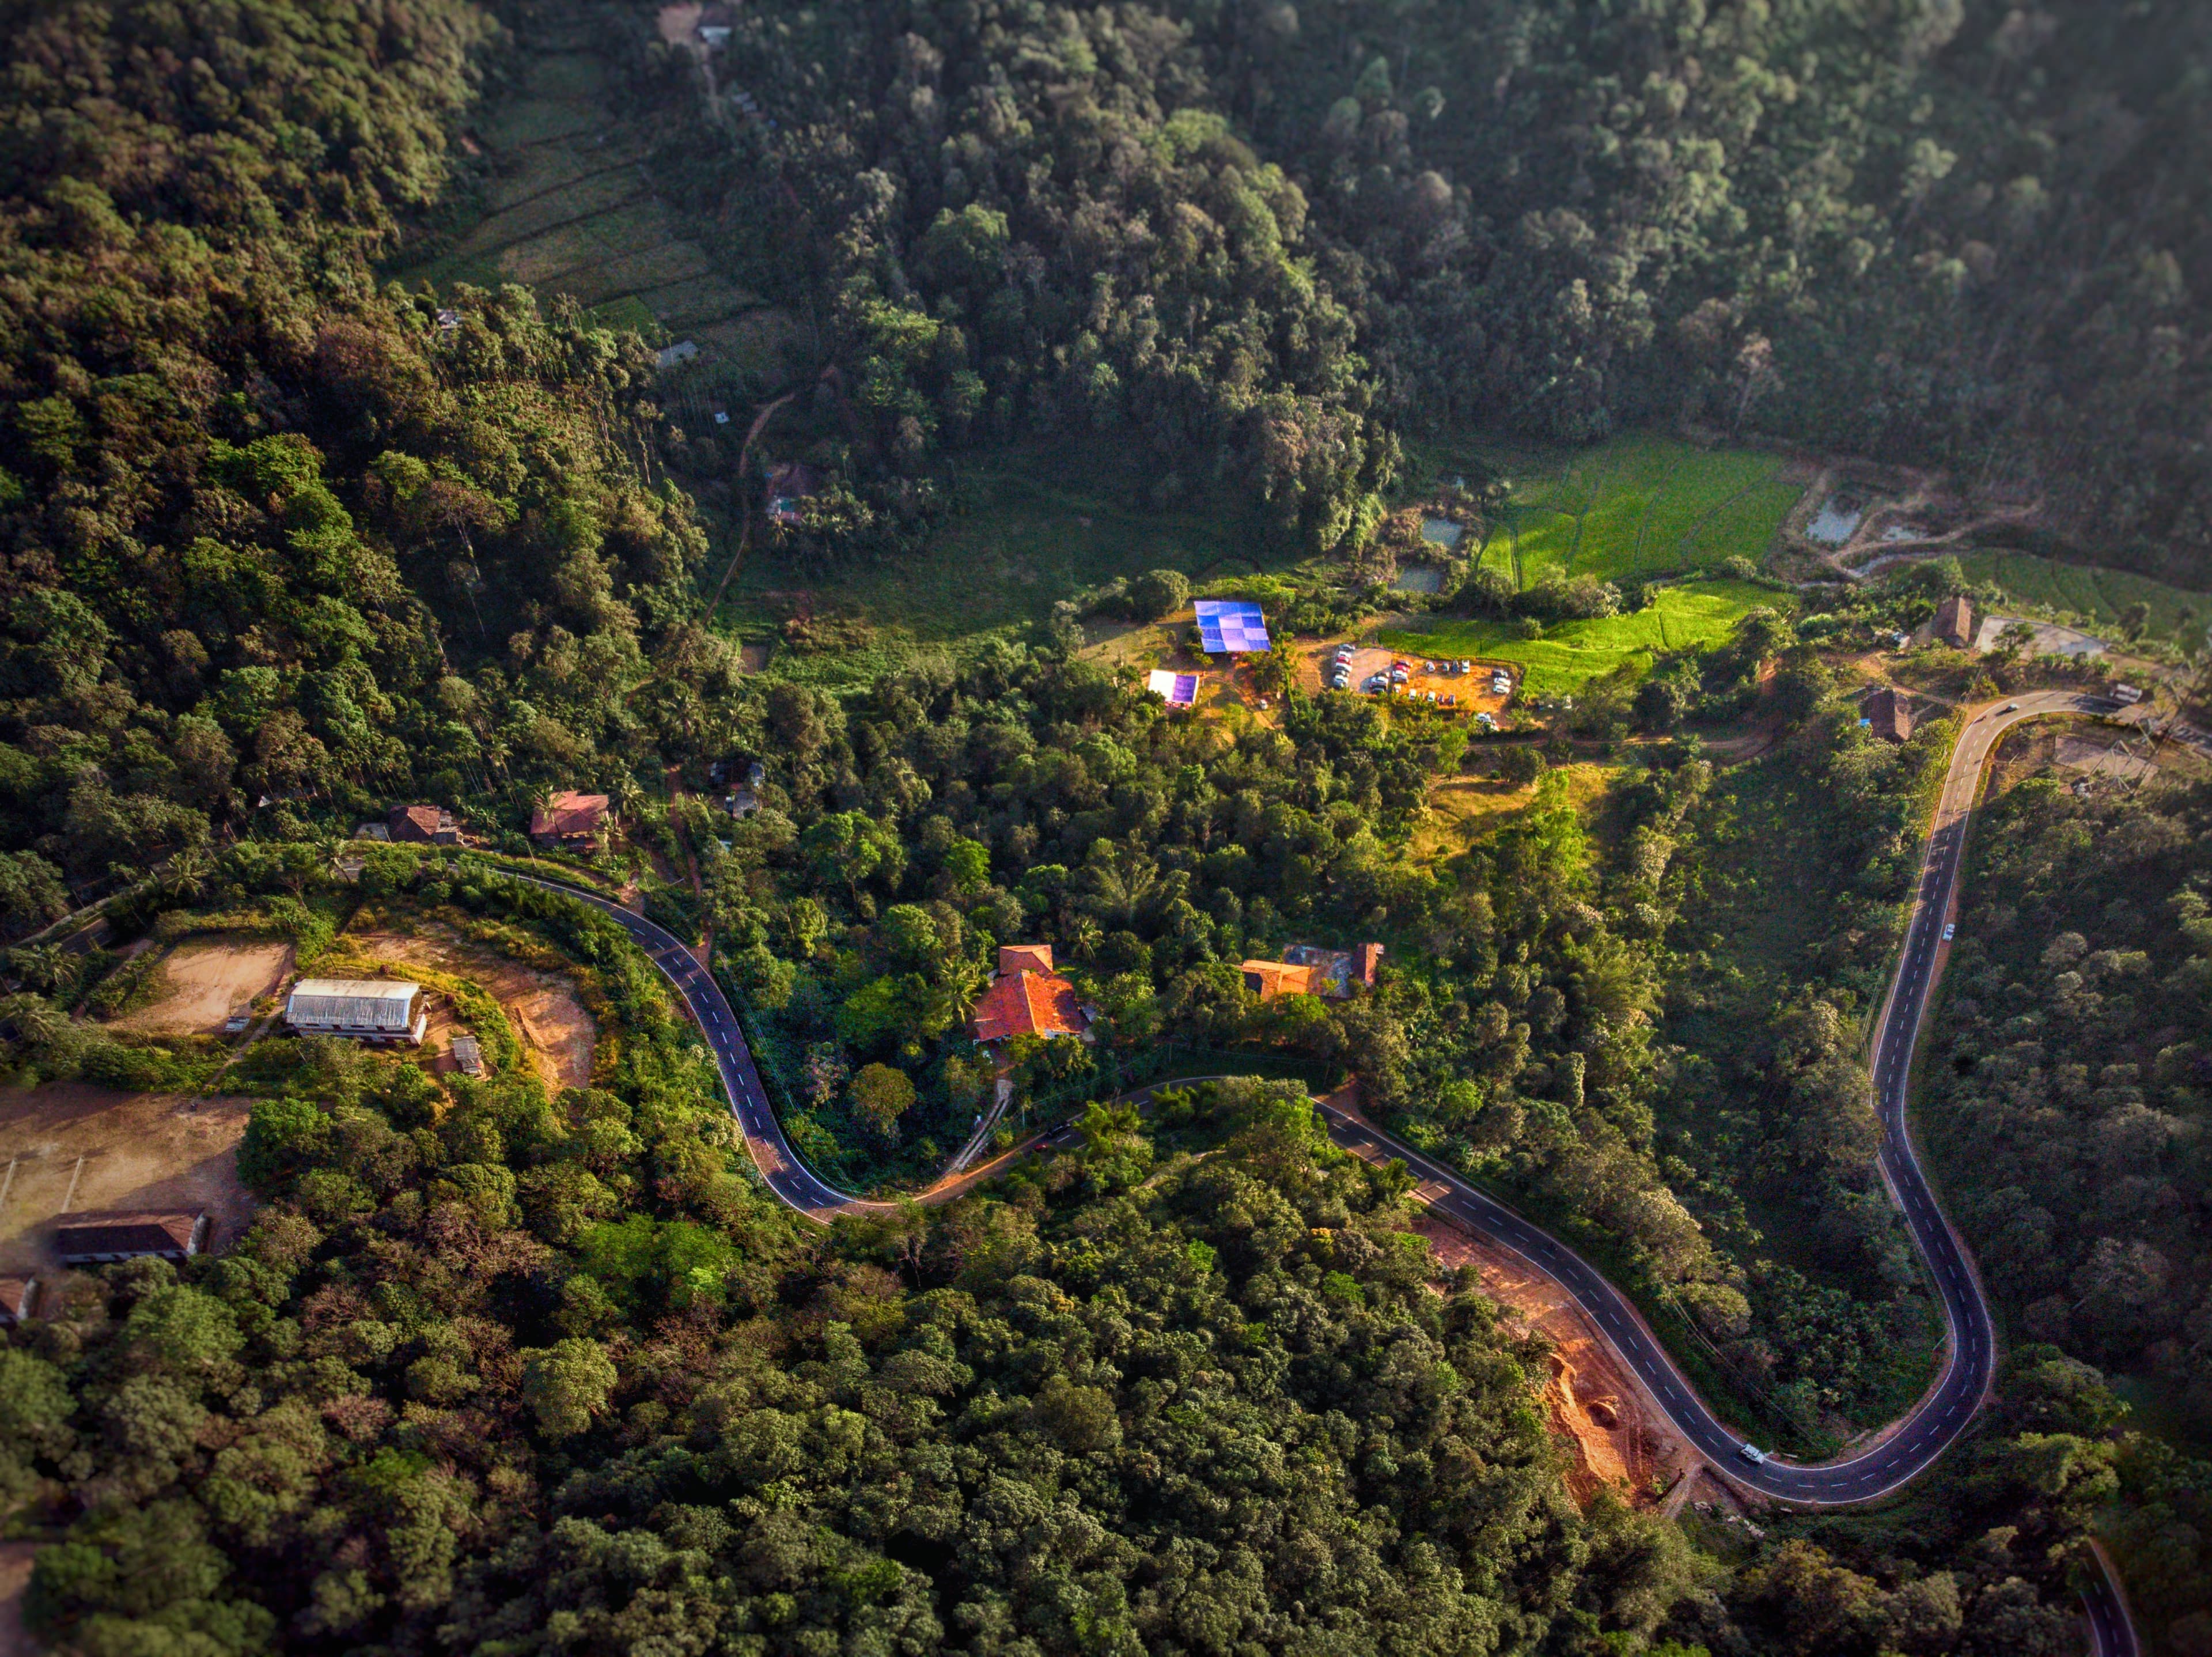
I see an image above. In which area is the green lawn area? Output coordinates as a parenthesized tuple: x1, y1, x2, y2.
(724, 441, 1288, 642)
(1382, 579, 1791, 696)
(1410, 430, 1806, 586)
(1956, 549, 2210, 645)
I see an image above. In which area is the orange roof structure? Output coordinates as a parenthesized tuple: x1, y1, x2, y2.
(1241, 960, 1324, 1000)
(997, 944, 1055, 975)
(532, 790, 609, 842)
(971, 968, 1088, 1043)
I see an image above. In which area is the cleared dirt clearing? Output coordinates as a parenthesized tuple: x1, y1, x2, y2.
(111, 939, 291, 1035)
(0, 1085, 253, 1273)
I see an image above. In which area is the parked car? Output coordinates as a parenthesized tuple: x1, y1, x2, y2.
(1942, 922, 1956, 941)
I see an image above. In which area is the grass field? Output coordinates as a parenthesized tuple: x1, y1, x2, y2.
(1411, 431, 1806, 587)
(1381, 579, 1790, 697)
(1956, 549, 2210, 645)
(724, 441, 1290, 643)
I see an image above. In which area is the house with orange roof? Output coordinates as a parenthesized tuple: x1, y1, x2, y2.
(1242, 942, 1384, 1002)
(969, 945, 1091, 1046)
(531, 790, 609, 848)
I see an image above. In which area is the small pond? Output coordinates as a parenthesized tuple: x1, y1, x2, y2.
(1805, 498, 1863, 545)
(1421, 517, 1464, 548)
(1393, 565, 1444, 593)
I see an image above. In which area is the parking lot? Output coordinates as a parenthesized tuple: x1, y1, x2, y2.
(1306, 643, 1518, 720)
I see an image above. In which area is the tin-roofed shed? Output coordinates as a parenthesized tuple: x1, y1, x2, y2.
(286, 979, 427, 1045)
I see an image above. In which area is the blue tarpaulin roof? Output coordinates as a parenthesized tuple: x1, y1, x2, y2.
(1194, 599, 1270, 654)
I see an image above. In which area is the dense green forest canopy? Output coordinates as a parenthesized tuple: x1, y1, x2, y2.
(0, 0, 724, 914)
(649, 0, 2212, 586)
(0, 858, 2152, 1657)
(1, 2, 2210, 1655)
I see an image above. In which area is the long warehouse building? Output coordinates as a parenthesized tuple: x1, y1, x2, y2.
(285, 978, 428, 1045)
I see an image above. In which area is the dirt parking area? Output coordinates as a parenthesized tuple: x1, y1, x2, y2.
(0, 1085, 255, 1274)
(345, 922, 597, 1092)
(1300, 642, 1518, 717)
(111, 939, 291, 1035)
(1412, 1212, 1698, 1507)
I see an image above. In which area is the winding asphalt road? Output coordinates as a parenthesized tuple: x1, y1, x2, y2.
(514, 687, 2133, 1628)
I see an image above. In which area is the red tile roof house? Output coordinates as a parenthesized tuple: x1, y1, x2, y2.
(969, 945, 1092, 1046)
(389, 803, 460, 844)
(55, 1210, 209, 1267)
(531, 790, 610, 849)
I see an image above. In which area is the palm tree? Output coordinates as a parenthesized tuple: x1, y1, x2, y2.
(0, 992, 69, 1049)
(610, 773, 647, 828)
(6, 944, 72, 995)
(161, 846, 215, 903)
(1082, 847, 1162, 929)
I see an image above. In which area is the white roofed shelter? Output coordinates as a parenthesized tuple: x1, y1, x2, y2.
(285, 979, 427, 1045)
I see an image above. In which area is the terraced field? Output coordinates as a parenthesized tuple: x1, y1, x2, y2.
(389, 38, 793, 381)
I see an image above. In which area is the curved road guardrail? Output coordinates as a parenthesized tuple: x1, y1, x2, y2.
(511, 687, 2130, 1629)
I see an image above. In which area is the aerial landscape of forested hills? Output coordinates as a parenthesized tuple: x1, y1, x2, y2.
(0, 1, 2208, 1655)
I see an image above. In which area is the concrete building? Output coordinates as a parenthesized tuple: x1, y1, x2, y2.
(55, 1212, 209, 1267)
(286, 978, 427, 1045)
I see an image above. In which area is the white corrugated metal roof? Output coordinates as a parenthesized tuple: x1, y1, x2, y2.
(287, 979, 421, 1030)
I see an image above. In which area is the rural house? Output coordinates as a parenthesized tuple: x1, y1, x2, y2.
(766, 461, 821, 527)
(286, 978, 428, 1045)
(389, 803, 460, 845)
(696, 1, 736, 46)
(1241, 942, 1382, 1001)
(969, 945, 1090, 1046)
(55, 1211, 209, 1266)
(1934, 594, 1975, 649)
(1863, 687, 1915, 744)
(532, 790, 609, 848)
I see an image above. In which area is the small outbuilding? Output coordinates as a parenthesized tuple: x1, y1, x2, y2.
(286, 978, 427, 1045)
(1934, 595, 1975, 650)
(766, 461, 821, 527)
(1241, 942, 1384, 1001)
(1863, 687, 1915, 744)
(55, 1211, 209, 1267)
(450, 1033, 485, 1077)
(0, 1277, 37, 1326)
